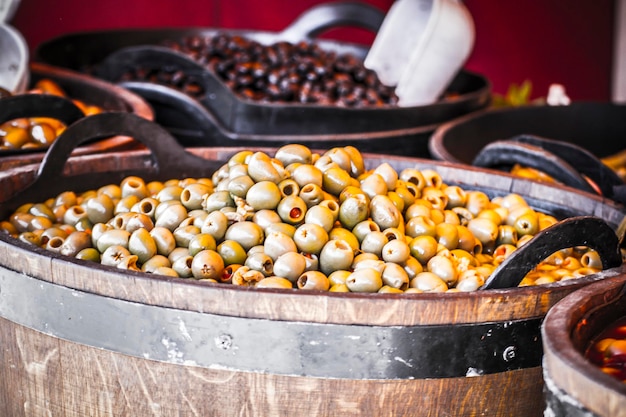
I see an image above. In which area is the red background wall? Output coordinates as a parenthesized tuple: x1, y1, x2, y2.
(10, 0, 616, 101)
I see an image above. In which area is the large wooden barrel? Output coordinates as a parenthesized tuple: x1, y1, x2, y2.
(0, 113, 624, 417)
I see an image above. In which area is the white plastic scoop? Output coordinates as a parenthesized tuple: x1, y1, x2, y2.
(0, 0, 20, 23)
(0, 22, 28, 94)
(365, 0, 475, 107)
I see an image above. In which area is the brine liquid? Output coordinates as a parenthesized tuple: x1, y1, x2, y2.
(585, 316, 626, 382)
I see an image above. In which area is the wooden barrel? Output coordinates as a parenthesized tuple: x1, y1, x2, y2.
(0, 113, 624, 416)
(542, 272, 626, 416)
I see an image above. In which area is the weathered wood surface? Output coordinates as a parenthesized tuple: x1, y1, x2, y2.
(542, 274, 626, 417)
(0, 317, 545, 417)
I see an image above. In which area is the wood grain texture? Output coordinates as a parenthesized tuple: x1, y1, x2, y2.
(0, 318, 544, 417)
(542, 274, 626, 417)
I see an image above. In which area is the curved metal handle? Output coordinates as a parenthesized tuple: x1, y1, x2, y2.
(0, 93, 85, 125)
(279, 1, 385, 43)
(0, 112, 224, 214)
(512, 134, 624, 197)
(472, 140, 598, 195)
(96, 45, 236, 129)
(120, 81, 229, 147)
(481, 216, 622, 290)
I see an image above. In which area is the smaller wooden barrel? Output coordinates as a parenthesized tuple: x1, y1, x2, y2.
(0, 62, 153, 170)
(542, 273, 626, 416)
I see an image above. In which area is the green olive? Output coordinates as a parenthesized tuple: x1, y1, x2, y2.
(275, 144, 312, 166)
(409, 235, 439, 264)
(346, 267, 383, 293)
(421, 169, 443, 188)
(156, 185, 183, 203)
(292, 164, 323, 189)
(203, 190, 235, 212)
(278, 179, 300, 198)
(409, 271, 448, 292)
(319, 239, 355, 276)
(128, 228, 158, 264)
(421, 187, 448, 211)
(304, 205, 336, 233)
(184, 232, 215, 256)
(276, 195, 307, 225)
(581, 250, 602, 269)
(373, 162, 398, 191)
(399, 168, 426, 191)
(435, 222, 459, 250)
(299, 183, 325, 207)
(293, 223, 328, 255)
(256, 277, 294, 289)
(54, 191, 78, 210)
(370, 195, 402, 230)
(246, 181, 282, 211)
(338, 194, 369, 230)
(59, 231, 92, 258)
(247, 152, 285, 183)
(297, 270, 330, 291)
(426, 255, 458, 286)
(323, 166, 354, 196)
(405, 200, 432, 220)
(154, 203, 188, 232)
(328, 227, 360, 254)
(224, 221, 265, 251)
(381, 239, 411, 264)
(124, 213, 154, 233)
(191, 249, 224, 280)
(100, 245, 132, 267)
(96, 229, 131, 253)
(497, 225, 518, 246)
(263, 231, 297, 260)
(227, 175, 254, 199)
(265, 222, 296, 238)
(467, 218, 499, 245)
(201, 210, 229, 241)
(402, 256, 424, 279)
(63, 205, 88, 226)
(150, 226, 177, 257)
(181, 182, 213, 210)
(513, 212, 539, 236)
(360, 173, 388, 199)
(352, 220, 380, 243)
(328, 269, 351, 286)
(172, 254, 194, 278)
(272, 252, 307, 283)
(465, 191, 491, 217)
(360, 231, 388, 258)
(120, 176, 149, 199)
(75, 247, 101, 263)
(405, 216, 436, 238)
(173, 225, 201, 248)
(141, 254, 171, 273)
(232, 266, 265, 286)
(132, 197, 160, 219)
(214, 239, 245, 266)
(456, 269, 486, 292)
(381, 262, 409, 289)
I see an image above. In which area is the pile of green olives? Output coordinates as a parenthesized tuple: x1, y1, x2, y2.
(0, 144, 604, 293)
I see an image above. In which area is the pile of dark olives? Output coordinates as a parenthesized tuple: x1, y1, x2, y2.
(120, 33, 398, 107)
(0, 145, 603, 293)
